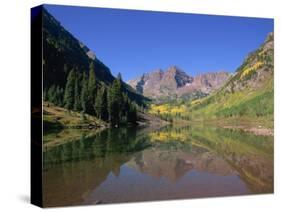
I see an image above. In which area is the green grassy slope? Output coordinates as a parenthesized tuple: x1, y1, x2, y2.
(43, 101, 108, 132)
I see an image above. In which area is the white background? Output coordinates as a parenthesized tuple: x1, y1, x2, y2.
(0, 0, 280, 211)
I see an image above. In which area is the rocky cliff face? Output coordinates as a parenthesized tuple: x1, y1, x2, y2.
(177, 71, 231, 97)
(128, 66, 230, 100)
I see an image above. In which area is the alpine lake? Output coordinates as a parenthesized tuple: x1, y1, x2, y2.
(43, 124, 273, 207)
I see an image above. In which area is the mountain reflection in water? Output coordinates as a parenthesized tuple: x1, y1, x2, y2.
(43, 125, 273, 207)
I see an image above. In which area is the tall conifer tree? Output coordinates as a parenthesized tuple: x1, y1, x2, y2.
(88, 62, 97, 114)
(95, 85, 108, 120)
(47, 85, 56, 103)
(64, 69, 76, 110)
(74, 77, 81, 111)
(81, 71, 89, 113)
(108, 77, 123, 125)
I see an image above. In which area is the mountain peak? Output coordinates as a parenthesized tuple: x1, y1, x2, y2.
(162, 66, 193, 88)
(265, 32, 273, 43)
(150, 68, 164, 75)
(262, 32, 274, 52)
(166, 66, 187, 75)
(145, 68, 164, 80)
(128, 66, 230, 100)
(167, 65, 180, 72)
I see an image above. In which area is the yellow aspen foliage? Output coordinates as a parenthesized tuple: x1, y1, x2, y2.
(240, 61, 263, 79)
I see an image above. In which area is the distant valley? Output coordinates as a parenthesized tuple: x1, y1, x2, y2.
(147, 32, 274, 133)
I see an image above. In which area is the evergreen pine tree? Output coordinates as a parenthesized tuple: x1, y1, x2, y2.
(54, 86, 61, 106)
(102, 87, 108, 120)
(94, 85, 109, 120)
(81, 72, 90, 113)
(74, 77, 81, 111)
(57, 86, 64, 106)
(47, 85, 56, 103)
(88, 62, 97, 114)
(108, 78, 123, 125)
(95, 86, 104, 119)
(117, 72, 122, 81)
(64, 69, 76, 110)
(122, 94, 130, 122)
(107, 85, 113, 123)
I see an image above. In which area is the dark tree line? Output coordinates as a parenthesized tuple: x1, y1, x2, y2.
(44, 62, 137, 126)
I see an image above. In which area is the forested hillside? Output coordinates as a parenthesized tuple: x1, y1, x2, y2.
(42, 7, 148, 107)
(42, 7, 150, 126)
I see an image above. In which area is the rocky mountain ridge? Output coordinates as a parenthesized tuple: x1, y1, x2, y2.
(128, 66, 230, 100)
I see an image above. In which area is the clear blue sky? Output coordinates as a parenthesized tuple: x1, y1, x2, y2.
(45, 4, 273, 81)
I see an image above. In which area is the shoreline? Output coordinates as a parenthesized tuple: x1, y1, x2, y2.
(181, 117, 274, 137)
(222, 125, 273, 136)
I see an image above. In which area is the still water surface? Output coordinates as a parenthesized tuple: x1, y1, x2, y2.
(43, 125, 273, 207)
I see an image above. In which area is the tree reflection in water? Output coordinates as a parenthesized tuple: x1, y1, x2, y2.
(43, 125, 273, 207)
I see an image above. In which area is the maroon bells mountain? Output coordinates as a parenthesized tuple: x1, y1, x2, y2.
(127, 66, 231, 100)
